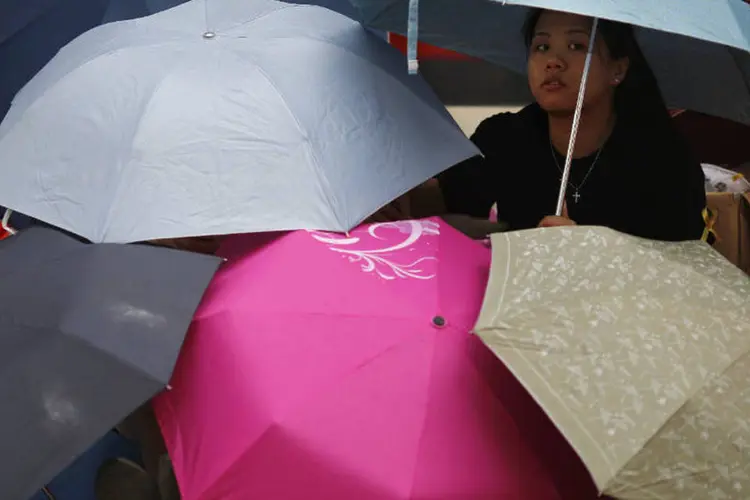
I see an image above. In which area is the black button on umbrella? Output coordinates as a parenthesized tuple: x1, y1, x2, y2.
(0, 227, 220, 500)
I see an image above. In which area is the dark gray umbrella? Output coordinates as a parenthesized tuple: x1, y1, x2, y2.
(0, 227, 220, 500)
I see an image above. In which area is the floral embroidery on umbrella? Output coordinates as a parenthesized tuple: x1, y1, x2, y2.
(309, 220, 440, 280)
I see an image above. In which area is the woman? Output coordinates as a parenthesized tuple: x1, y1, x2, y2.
(439, 9, 706, 241)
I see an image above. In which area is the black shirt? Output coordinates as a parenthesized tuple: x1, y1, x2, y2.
(439, 104, 706, 241)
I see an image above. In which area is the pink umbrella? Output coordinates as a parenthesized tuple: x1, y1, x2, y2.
(154, 217, 590, 500)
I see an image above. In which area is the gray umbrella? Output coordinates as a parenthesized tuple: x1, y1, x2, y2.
(0, 227, 220, 500)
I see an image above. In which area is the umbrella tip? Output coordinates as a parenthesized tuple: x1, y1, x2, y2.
(1, 208, 17, 236)
(406, 0, 420, 75)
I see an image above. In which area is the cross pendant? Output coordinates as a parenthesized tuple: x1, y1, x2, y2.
(572, 190, 581, 204)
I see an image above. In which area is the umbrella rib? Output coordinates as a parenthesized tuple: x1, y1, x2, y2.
(246, 64, 343, 229)
(364, 0, 411, 28)
(0, 241, 82, 290)
(271, 35, 465, 228)
(58, 319, 166, 386)
(192, 320, 429, 498)
(7, 39, 184, 127)
(609, 469, 706, 500)
(224, 31, 461, 230)
(214, 4, 306, 33)
(728, 47, 750, 99)
(608, 351, 750, 497)
(484, 232, 513, 328)
(0, 40, 188, 240)
(406, 328, 439, 499)
(98, 59, 190, 242)
(0, 0, 62, 45)
(193, 304, 423, 324)
(499, 346, 620, 485)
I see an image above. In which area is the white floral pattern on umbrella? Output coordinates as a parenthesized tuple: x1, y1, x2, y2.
(475, 226, 750, 499)
(309, 220, 440, 280)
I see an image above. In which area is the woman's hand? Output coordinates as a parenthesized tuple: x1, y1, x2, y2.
(537, 201, 576, 228)
(538, 215, 576, 227)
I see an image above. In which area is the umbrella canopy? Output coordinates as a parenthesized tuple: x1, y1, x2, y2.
(0, 0, 188, 230)
(0, 0, 187, 122)
(0, 0, 477, 244)
(301, 0, 750, 124)
(0, 226, 220, 500)
(152, 218, 590, 500)
(475, 225, 750, 499)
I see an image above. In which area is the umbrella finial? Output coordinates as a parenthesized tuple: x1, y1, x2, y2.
(1, 208, 17, 237)
(406, 0, 419, 75)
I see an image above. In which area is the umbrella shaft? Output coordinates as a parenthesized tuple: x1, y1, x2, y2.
(555, 17, 599, 216)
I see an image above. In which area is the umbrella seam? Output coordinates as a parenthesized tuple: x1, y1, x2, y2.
(3, 38, 187, 133)
(193, 306, 423, 324)
(728, 47, 750, 102)
(201, 4, 293, 35)
(188, 322, 434, 497)
(499, 344, 620, 486)
(608, 351, 750, 497)
(0, 239, 83, 292)
(220, 61, 343, 230)
(212, 4, 337, 35)
(217, 6, 380, 231)
(489, 232, 513, 327)
(61, 320, 167, 386)
(0, 0, 61, 45)
(98, 51, 192, 242)
(223, 29, 466, 231)
(407, 327, 446, 499)
(199, 422, 396, 499)
(275, 34, 470, 229)
(0, 41, 190, 241)
(359, 0, 402, 26)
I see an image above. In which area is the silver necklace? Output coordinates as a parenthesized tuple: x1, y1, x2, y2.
(549, 139, 604, 204)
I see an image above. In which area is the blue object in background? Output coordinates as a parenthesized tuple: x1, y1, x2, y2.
(27, 431, 142, 500)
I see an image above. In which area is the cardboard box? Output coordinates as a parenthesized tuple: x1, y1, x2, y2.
(706, 192, 750, 274)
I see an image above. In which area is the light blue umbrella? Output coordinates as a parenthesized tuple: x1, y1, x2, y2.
(0, 0, 477, 243)
(297, 0, 750, 126)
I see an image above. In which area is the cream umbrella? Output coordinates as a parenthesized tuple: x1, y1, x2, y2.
(475, 226, 750, 499)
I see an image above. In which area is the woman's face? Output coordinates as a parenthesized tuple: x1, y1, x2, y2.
(527, 10, 628, 114)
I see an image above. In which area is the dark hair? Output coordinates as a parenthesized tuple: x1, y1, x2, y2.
(522, 9, 673, 127)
